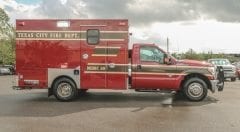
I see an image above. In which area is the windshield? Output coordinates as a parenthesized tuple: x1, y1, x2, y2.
(209, 59, 230, 65)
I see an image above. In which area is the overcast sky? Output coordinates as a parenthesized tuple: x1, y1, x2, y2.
(1, 0, 240, 53)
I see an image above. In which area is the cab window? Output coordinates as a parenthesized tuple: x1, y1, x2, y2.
(140, 46, 164, 63)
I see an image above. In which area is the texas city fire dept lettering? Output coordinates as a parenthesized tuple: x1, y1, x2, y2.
(16, 31, 127, 41)
(16, 32, 80, 40)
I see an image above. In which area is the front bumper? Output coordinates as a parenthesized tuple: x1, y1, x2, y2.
(210, 80, 224, 93)
(224, 72, 236, 78)
(12, 86, 22, 90)
(210, 66, 224, 93)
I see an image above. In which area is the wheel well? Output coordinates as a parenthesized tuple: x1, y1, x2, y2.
(51, 75, 77, 88)
(48, 76, 77, 96)
(180, 73, 211, 91)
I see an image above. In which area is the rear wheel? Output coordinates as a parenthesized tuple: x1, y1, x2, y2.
(53, 77, 78, 101)
(183, 78, 208, 102)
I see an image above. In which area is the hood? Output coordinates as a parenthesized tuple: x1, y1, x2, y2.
(214, 64, 235, 68)
(176, 59, 212, 67)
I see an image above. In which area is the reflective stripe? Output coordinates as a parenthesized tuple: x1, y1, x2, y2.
(91, 54, 118, 57)
(132, 72, 186, 76)
(87, 63, 130, 66)
(95, 46, 121, 49)
(80, 25, 107, 27)
(84, 71, 128, 74)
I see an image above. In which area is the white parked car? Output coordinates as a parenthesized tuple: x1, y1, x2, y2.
(0, 67, 11, 75)
(208, 59, 237, 82)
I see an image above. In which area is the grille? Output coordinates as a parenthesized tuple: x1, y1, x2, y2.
(223, 67, 233, 72)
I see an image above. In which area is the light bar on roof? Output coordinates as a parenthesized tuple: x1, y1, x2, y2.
(57, 21, 70, 28)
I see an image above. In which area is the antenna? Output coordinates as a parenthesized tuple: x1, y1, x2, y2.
(167, 37, 169, 54)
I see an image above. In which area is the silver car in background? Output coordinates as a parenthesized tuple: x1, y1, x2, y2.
(208, 59, 237, 82)
(0, 67, 11, 75)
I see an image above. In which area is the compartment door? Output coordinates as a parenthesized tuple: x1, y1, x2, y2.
(80, 28, 107, 89)
(106, 42, 128, 89)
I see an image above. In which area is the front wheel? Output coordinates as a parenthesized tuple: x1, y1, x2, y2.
(183, 78, 208, 102)
(53, 77, 78, 101)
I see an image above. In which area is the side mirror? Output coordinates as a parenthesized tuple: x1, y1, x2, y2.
(164, 54, 171, 65)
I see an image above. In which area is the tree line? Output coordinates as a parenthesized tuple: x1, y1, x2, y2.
(0, 8, 15, 65)
(172, 49, 240, 63)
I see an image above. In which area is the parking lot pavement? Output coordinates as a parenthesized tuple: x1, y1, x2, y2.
(0, 76, 240, 132)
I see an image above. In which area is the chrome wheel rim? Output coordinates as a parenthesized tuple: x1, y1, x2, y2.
(57, 83, 72, 98)
(187, 82, 203, 98)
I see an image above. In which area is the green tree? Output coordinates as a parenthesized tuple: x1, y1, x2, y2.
(0, 8, 15, 65)
(180, 49, 240, 63)
(183, 49, 202, 60)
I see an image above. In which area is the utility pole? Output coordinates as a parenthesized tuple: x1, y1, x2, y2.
(167, 37, 169, 54)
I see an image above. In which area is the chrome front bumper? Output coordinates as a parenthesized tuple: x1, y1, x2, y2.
(224, 72, 236, 78)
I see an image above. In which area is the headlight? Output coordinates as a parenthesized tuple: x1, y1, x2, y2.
(232, 67, 236, 73)
(208, 66, 216, 75)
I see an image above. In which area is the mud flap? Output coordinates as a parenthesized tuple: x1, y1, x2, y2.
(48, 88, 53, 97)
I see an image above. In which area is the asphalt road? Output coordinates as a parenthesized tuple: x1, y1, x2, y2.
(0, 76, 240, 132)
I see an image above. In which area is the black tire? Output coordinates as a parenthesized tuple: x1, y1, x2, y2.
(53, 77, 78, 101)
(231, 78, 236, 82)
(183, 78, 208, 102)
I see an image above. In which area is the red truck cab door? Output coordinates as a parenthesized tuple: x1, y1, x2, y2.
(132, 45, 176, 90)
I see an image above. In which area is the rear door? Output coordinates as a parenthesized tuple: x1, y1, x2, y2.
(80, 20, 129, 89)
(104, 22, 129, 89)
(106, 40, 128, 89)
(80, 26, 107, 89)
